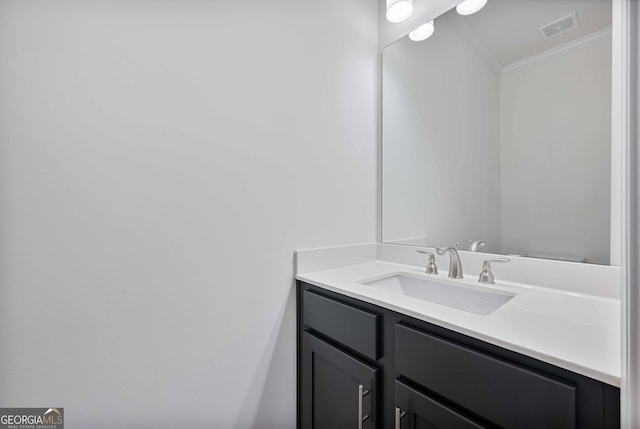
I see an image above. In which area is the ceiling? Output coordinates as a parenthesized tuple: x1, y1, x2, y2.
(445, 0, 612, 69)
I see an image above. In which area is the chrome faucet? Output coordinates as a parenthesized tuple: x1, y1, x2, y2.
(468, 240, 486, 252)
(436, 247, 463, 279)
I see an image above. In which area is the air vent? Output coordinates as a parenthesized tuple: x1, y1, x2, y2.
(538, 13, 579, 40)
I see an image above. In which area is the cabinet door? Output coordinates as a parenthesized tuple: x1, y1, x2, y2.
(395, 380, 488, 429)
(301, 331, 378, 429)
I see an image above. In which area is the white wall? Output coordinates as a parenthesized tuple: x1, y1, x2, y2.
(500, 37, 612, 264)
(382, 15, 501, 252)
(0, 1, 378, 427)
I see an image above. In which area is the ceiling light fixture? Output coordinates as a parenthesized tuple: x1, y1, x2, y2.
(386, 0, 414, 23)
(456, 0, 488, 16)
(409, 20, 435, 41)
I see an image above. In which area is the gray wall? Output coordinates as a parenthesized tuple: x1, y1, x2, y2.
(500, 37, 612, 264)
(0, 1, 377, 427)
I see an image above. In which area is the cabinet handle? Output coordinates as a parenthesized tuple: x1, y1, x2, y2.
(358, 384, 370, 429)
(395, 406, 406, 429)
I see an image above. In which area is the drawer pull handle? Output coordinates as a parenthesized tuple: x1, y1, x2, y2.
(358, 384, 370, 429)
(395, 406, 406, 429)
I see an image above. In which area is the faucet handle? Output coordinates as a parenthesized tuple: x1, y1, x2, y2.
(478, 258, 510, 284)
(468, 240, 486, 252)
(416, 250, 438, 275)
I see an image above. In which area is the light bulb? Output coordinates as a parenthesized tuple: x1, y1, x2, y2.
(386, 0, 414, 23)
(409, 21, 435, 41)
(456, 0, 488, 16)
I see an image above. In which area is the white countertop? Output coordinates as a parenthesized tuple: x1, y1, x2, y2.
(296, 259, 621, 387)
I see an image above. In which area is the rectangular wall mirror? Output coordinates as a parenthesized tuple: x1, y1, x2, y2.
(382, 0, 613, 265)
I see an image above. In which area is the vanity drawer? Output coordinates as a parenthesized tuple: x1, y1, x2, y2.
(395, 323, 576, 429)
(303, 290, 380, 360)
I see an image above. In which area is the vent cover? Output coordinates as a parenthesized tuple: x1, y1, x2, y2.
(538, 13, 579, 40)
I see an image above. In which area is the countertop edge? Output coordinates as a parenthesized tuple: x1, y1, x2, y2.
(296, 273, 621, 388)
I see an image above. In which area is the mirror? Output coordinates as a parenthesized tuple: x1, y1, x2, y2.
(382, 0, 612, 264)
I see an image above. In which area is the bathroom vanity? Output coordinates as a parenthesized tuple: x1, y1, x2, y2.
(295, 245, 621, 429)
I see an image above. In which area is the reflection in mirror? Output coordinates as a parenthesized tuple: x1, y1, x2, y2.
(382, 0, 612, 265)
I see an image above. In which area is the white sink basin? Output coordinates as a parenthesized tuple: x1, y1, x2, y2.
(361, 273, 515, 315)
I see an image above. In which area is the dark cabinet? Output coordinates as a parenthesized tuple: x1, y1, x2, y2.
(395, 323, 577, 428)
(395, 379, 487, 429)
(303, 290, 380, 360)
(297, 281, 620, 429)
(301, 331, 378, 429)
